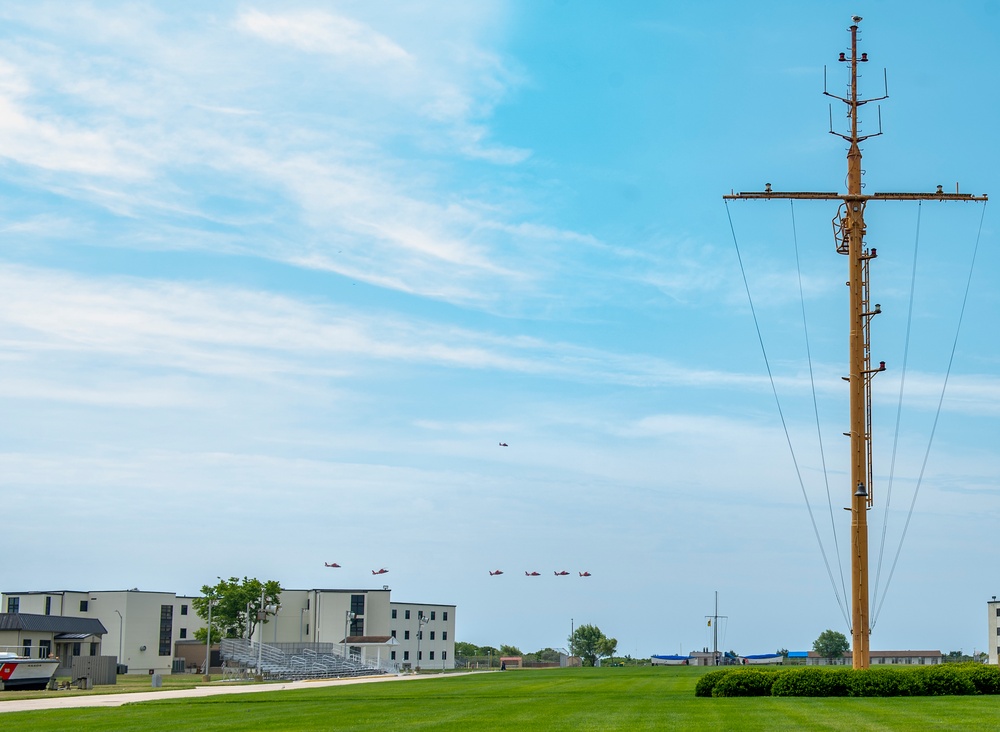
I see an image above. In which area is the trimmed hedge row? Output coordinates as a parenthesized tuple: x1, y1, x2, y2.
(695, 663, 1000, 698)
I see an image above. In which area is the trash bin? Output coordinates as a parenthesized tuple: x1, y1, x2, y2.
(151, 673, 163, 688)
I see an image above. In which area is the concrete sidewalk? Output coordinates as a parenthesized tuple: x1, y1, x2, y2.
(0, 672, 462, 714)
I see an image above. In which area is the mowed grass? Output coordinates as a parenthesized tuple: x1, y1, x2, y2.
(6, 666, 1000, 731)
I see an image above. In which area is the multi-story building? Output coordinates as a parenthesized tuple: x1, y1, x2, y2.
(2, 587, 456, 674)
(989, 596, 1000, 665)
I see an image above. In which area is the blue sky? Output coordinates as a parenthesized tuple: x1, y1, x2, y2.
(2, 1, 998, 658)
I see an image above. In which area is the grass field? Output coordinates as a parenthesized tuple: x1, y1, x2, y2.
(5, 666, 1000, 731)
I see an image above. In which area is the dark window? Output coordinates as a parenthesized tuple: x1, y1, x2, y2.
(442, 651, 447, 660)
(80, 600, 88, 612)
(391, 630, 396, 638)
(350, 594, 365, 615)
(391, 609, 397, 619)
(350, 618, 364, 636)
(306, 598, 310, 610)
(403, 651, 409, 661)
(443, 631, 448, 641)
(430, 631, 435, 640)
(418, 651, 422, 660)
(418, 630, 422, 641)
(430, 651, 435, 660)
(443, 611, 448, 621)
(404, 630, 410, 640)
(72, 642, 81, 656)
(44, 597, 51, 615)
(418, 610, 423, 619)
(39, 639, 50, 659)
(23, 639, 31, 657)
(996, 608, 1000, 617)
(179, 628, 187, 639)
(181, 605, 188, 616)
(90, 642, 97, 656)
(430, 611, 436, 621)
(391, 651, 396, 660)
(305, 624, 309, 636)
(6, 597, 18, 613)
(405, 610, 410, 620)
(159, 605, 173, 656)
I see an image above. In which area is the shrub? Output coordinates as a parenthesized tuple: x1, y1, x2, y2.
(961, 663, 1000, 694)
(771, 667, 851, 697)
(913, 665, 975, 696)
(711, 669, 776, 697)
(847, 667, 909, 697)
(694, 669, 733, 698)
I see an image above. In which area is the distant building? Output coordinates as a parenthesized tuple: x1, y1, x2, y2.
(0, 612, 107, 677)
(2, 587, 456, 675)
(989, 596, 1000, 665)
(805, 650, 943, 666)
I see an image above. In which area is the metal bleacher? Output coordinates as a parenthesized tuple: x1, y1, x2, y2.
(220, 638, 394, 680)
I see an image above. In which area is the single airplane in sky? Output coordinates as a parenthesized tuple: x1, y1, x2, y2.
(324, 562, 341, 568)
(579, 571, 592, 577)
(554, 570, 570, 576)
(525, 571, 540, 576)
(371, 568, 388, 575)
(489, 570, 504, 576)
(499, 442, 508, 447)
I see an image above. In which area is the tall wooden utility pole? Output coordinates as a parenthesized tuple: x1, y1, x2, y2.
(724, 17, 986, 669)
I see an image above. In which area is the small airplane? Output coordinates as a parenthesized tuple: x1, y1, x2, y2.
(525, 571, 540, 576)
(371, 568, 389, 575)
(579, 571, 592, 577)
(499, 442, 509, 447)
(489, 570, 504, 576)
(554, 570, 570, 576)
(324, 562, 341, 568)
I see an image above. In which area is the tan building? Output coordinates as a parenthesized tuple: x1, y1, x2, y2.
(989, 596, 1000, 665)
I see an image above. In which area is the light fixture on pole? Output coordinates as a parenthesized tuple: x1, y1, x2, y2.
(203, 594, 217, 681)
(255, 589, 278, 679)
(344, 610, 357, 660)
(415, 612, 429, 672)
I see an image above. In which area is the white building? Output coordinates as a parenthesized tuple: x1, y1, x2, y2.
(989, 596, 1000, 665)
(3, 586, 456, 674)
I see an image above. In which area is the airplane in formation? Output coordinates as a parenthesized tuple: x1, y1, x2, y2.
(579, 571, 592, 577)
(525, 571, 540, 576)
(371, 568, 389, 575)
(554, 570, 570, 576)
(324, 562, 341, 568)
(489, 570, 504, 576)
(499, 442, 509, 447)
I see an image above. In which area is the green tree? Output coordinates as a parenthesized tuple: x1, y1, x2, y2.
(192, 576, 282, 642)
(454, 642, 479, 658)
(499, 644, 522, 657)
(812, 629, 850, 660)
(534, 647, 562, 663)
(569, 624, 618, 667)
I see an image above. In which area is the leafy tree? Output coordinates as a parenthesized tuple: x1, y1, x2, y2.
(569, 624, 618, 667)
(192, 576, 282, 642)
(454, 642, 479, 658)
(534, 647, 562, 663)
(812, 629, 850, 659)
(499, 644, 522, 657)
(776, 648, 789, 658)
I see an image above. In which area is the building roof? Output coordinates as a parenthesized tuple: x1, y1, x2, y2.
(0, 613, 106, 635)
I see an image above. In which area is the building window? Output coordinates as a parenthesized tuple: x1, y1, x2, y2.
(403, 651, 409, 661)
(44, 597, 51, 616)
(23, 639, 31, 657)
(430, 631, 435, 640)
(350, 618, 364, 636)
(181, 605, 188, 616)
(305, 624, 309, 636)
(443, 611, 448, 621)
(391, 651, 396, 660)
(405, 610, 410, 620)
(391, 630, 396, 638)
(418, 651, 422, 661)
(159, 605, 173, 656)
(39, 639, 51, 659)
(404, 630, 410, 640)
(179, 628, 188, 639)
(443, 631, 448, 641)
(392, 609, 397, 619)
(430, 651, 435, 660)
(430, 611, 436, 621)
(6, 597, 18, 613)
(73, 642, 82, 656)
(80, 600, 89, 612)
(90, 642, 97, 656)
(351, 594, 365, 616)
(442, 651, 447, 660)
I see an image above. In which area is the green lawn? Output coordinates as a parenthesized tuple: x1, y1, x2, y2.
(5, 666, 1000, 731)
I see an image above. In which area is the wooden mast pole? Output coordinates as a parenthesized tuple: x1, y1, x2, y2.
(723, 17, 986, 670)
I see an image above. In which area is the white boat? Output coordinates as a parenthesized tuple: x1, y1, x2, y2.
(0, 651, 59, 690)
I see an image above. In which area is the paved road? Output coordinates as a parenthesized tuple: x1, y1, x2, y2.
(0, 672, 460, 714)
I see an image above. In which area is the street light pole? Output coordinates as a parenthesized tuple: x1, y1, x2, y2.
(344, 610, 357, 660)
(203, 595, 216, 681)
(415, 613, 429, 672)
